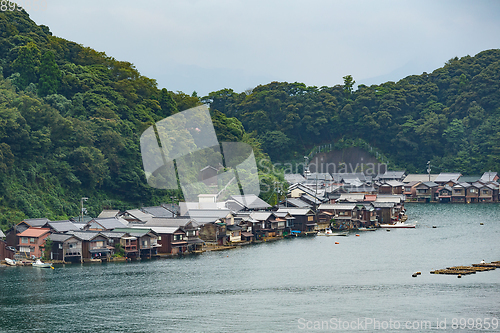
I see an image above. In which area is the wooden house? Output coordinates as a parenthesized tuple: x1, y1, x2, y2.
(403, 174, 438, 183)
(248, 211, 274, 239)
(377, 171, 406, 182)
(137, 226, 187, 255)
(451, 182, 468, 203)
(141, 206, 175, 218)
(275, 208, 316, 234)
(67, 231, 112, 260)
(438, 185, 453, 203)
(378, 180, 404, 195)
(415, 182, 438, 202)
(226, 224, 242, 242)
(198, 222, 227, 245)
(403, 181, 421, 199)
(371, 202, 395, 224)
(17, 227, 51, 258)
(5, 218, 50, 248)
(317, 203, 356, 230)
(46, 233, 83, 262)
(83, 217, 128, 231)
(43, 220, 80, 233)
(466, 183, 481, 203)
(0, 230, 14, 260)
(120, 209, 154, 224)
(120, 236, 139, 258)
(434, 173, 461, 185)
(355, 204, 377, 227)
(229, 194, 272, 211)
(316, 211, 334, 231)
(475, 182, 496, 202)
(480, 172, 499, 183)
(114, 228, 160, 258)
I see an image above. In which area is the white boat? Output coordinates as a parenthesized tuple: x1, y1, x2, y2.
(318, 228, 348, 236)
(5, 258, 16, 266)
(318, 228, 334, 236)
(32, 259, 54, 269)
(330, 231, 349, 236)
(357, 227, 377, 231)
(379, 222, 416, 228)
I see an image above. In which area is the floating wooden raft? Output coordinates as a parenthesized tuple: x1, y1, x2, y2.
(430, 269, 476, 275)
(472, 263, 500, 268)
(430, 262, 497, 275)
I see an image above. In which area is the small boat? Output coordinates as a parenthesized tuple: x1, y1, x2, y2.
(318, 228, 349, 236)
(357, 227, 377, 231)
(32, 259, 54, 269)
(379, 222, 416, 228)
(329, 230, 349, 236)
(318, 228, 334, 236)
(5, 258, 16, 266)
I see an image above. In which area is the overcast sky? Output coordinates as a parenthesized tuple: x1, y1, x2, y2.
(26, 0, 500, 97)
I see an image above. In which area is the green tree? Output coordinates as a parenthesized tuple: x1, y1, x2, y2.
(343, 75, 355, 97)
(43, 237, 53, 260)
(68, 146, 109, 188)
(12, 42, 41, 90)
(38, 51, 61, 96)
(258, 130, 291, 161)
(158, 88, 178, 117)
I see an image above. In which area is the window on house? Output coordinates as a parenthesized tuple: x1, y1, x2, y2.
(21, 237, 28, 244)
(482, 190, 490, 195)
(29, 238, 35, 243)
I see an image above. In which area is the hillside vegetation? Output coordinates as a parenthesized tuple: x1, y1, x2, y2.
(1, 8, 500, 230)
(204, 51, 500, 173)
(0, 9, 279, 230)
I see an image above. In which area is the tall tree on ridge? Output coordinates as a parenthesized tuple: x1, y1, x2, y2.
(38, 51, 61, 96)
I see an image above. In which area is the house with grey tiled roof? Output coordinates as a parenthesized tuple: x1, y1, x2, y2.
(44, 220, 80, 233)
(66, 231, 111, 260)
(83, 217, 128, 231)
(45, 233, 82, 262)
(434, 173, 462, 185)
(480, 172, 499, 183)
(141, 206, 175, 218)
(415, 182, 439, 202)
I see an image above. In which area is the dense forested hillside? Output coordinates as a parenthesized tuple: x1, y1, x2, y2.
(1, 8, 499, 230)
(0, 9, 280, 230)
(204, 51, 500, 173)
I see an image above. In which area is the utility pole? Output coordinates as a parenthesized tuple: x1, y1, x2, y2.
(80, 197, 88, 223)
(427, 161, 431, 182)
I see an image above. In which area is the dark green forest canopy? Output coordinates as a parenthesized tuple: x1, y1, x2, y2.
(0, 9, 282, 230)
(1, 9, 499, 230)
(204, 52, 500, 174)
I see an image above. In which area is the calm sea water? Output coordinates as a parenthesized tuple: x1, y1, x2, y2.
(1, 204, 499, 332)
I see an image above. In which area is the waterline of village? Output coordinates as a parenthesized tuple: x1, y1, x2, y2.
(1, 204, 499, 333)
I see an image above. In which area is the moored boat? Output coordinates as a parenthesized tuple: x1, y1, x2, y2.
(318, 229, 349, 236)
(379, 222, 416, 228)
(357, 227, 377, 231)
(329, 230, 349, 236)
(32, 259, 54, 268)
(5, 258, 16, 266)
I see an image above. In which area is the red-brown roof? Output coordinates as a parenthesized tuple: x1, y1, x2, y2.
(364, 195, 377, 202)
(17, 228, 51, 237)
